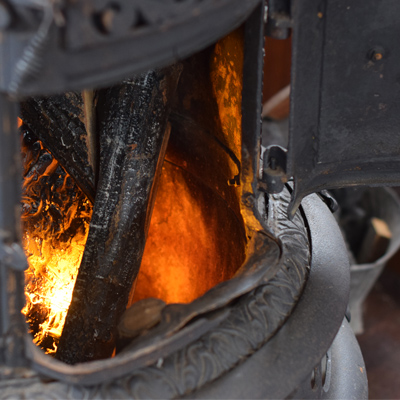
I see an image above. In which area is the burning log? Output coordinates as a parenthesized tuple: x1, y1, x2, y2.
(56, 65, 182, 364)
(20, 125, 93, 354)
(20, 92, 96, 203)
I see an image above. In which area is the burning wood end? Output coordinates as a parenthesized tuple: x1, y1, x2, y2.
(20, 126, 92, 354)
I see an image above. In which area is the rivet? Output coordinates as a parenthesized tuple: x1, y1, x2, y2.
(94, 3, 121, 35)
(369, 46, 385, 61)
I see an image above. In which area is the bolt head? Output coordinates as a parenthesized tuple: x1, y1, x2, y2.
(369, 46, 385, 62)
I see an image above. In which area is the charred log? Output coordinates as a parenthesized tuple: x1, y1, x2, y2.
(56, 65, 182, 364)
(21, 125, 92, 353)
(82, 89, 98, 183)
(20, 92, 96, 203)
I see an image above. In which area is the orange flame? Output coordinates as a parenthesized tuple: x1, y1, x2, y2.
(20, 27, 245, 356)
(133, 163, 244, 305)
(21, 132, 92, 354)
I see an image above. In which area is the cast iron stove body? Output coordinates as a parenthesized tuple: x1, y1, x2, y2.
(0, 0, 399, 398)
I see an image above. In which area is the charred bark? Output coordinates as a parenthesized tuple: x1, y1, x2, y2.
(56, 65, 182, 364)
(20, 124, 93, 354)
(20, 93, 96, 203)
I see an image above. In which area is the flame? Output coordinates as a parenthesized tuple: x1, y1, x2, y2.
(21, 130, 92, 354)
(133, 29, 245, 305)
(20, 27, 245, 354)
(132, 162, 245, 305)
(210, 29, 243, 164)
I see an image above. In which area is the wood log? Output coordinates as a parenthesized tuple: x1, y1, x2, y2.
(357, 217, 391, 264)
(20, 125, 93, 354)
(56, 65, 182, 364)
(82, 89, 98, 182)
(20, 93, 96, 203)
(261, 85, 290, 120)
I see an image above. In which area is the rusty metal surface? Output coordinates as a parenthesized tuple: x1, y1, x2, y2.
(240, 0, 266, 234)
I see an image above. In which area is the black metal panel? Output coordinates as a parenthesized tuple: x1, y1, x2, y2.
(240, 0, 267, 233)
(286, 0, 400, 217)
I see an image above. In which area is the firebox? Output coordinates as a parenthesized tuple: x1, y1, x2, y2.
(1, 0, 399, 398)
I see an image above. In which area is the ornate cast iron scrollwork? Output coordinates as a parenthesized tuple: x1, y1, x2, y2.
(1, 187, 310, 399)
(0, 0, 261, 95)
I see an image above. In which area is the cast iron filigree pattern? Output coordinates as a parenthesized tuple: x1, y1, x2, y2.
(65, 0, 256, 50)
(5, 0, 260, 95)
(78, 0, 236, 37)
(1, 187, 310, 399)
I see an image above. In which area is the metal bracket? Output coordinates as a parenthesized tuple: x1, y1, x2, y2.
(317, 190, 339, 214)
(264, 0, 292, 39)
(263, 0, 400, 219)
(260, 145, 288, 194)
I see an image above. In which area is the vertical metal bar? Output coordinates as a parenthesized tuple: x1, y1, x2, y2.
(240, 0, 266, 233)
(0, 94, 20, 243)
(0, 93, 27, 367)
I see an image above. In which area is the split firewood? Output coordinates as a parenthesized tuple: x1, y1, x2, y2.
(20, 92, 96, 203)
(56, 65, 182, 364)
(357, 217, 391, 264)
(116, 297, 166, 353)
(118, 298, 166, 339)
(82, 89, 98, 182)
(116, 297, 166, 352)
(261, 85, 290, 120)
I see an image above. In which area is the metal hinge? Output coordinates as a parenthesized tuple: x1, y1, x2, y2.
(259, 145, 288, 194)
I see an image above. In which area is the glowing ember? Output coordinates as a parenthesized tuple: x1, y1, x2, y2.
(20, 128, 92, 354)
(132, 162, 245, 305)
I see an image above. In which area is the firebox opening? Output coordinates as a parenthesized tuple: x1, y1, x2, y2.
(20, 26, 246, 358)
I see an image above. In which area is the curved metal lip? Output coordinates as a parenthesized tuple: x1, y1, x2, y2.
(25, 181, 309, 388)
(8, 0, 262, 96)
(186, 193, 351, 399)
(1, 187, 310, 400)
(26, 230, 282, 385)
